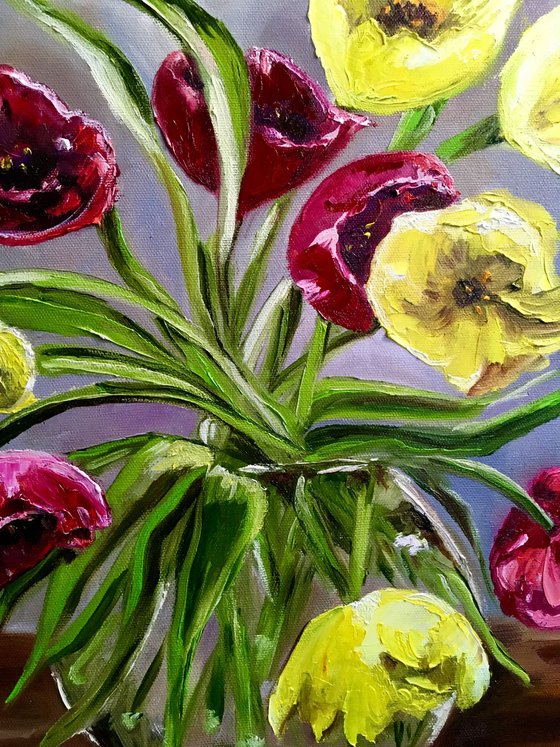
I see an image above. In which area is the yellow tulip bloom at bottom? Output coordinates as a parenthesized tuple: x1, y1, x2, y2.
(366, 191, 560, 395)
(269, 589, 489, 745)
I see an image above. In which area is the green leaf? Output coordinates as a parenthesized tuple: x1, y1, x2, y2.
(310, 378, 491, 424)
(388, 101, 447, 151)
(403, 467, 493, 597)
(243, 280, 301, 383)
(306, 386, 560, 463)
(99, 208, 180, 311)
(124, 467, 206, 619)
(165, 467, 267, 747)
(274, 328, 371, 398)
(68, 433, 166, 474)
(233, 194, 294, 339)
(7, 437, 209, 703)
(436, 114, 504, 163)
(218, 591, 265, 746)
(0, 285, 171, 363)
(296, 317, 330, 425)
(423, 457, 554, 530)
(0, 550, 64, 630)
(294, 476, 349, 601)
(36, 345, 214, 400)
(0, 377, 294, 462)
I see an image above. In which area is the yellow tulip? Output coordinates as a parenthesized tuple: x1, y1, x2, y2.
(366, 191, 560, 395)
(500, 5, 560, 175)
(308, 0, 520, 115)
(0, 325, 35, 412)
(269, 588, 489, 745)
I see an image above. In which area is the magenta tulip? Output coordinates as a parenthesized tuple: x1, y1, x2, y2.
(151, 48, 369, 216)
(0, 67, 118, 246)
(288, 153, 459, 331)
(0, 451, 111, 588)
(491, 468, 560, 629)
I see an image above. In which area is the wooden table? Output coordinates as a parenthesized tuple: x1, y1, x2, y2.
(3, 624, 560, 746)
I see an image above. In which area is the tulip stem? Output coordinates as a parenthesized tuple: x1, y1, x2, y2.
(348, 474, 377, 601)
(388, 101, 447, 152)
(436, 114, 504, 163)
(295, 316, 330, 426)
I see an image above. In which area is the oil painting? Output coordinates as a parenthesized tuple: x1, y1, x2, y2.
(0, 1, 560, 745)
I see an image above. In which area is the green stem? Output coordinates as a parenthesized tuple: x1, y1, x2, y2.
(152, 152, 216, 340)
(295, 316, 330, 426)
(274, 328, 373, 399)
(388, 102, 447, 151)
(436, 114, 504, 163)
(348, 475, 376, 600)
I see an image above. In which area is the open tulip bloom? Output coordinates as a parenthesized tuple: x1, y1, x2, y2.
(2, 1, 560, 746)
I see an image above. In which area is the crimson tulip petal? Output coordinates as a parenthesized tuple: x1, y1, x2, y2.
(152, 48, 368, 215)
(0, 451, 110, 588)
(490, 467, 560, 629)
(288, 152, 459, 331)
(0, 67, 118, 246)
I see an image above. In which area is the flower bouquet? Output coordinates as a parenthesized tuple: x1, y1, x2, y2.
(1, 1, 560, 746)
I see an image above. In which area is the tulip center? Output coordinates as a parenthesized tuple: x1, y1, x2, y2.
(453, 273, 493, 312)
(254, 103, 316, 144)
(376, 0, 443, 38)
(0, 144, 55, 192)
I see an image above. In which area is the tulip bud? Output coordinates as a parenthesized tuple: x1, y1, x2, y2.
(152, 48, 369, 216)
(269, 588, 489, 745)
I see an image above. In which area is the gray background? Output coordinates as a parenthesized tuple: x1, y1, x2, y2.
(0, 0, 559, 629)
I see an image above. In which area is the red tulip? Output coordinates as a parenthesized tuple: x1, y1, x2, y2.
(490, 468, 560, 629)
(0, 451, 111, 588)
(288, 153, 459, 332)
(0, 67, 118, 246)
(151, 48, 369, 216)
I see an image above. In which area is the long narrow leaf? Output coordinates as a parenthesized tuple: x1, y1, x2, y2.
(99, 208, 180, 311)
(166, 467, 267, 746)
(310, 377, 491, 424)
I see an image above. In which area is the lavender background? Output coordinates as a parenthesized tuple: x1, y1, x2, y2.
(0, 0, 559, 630)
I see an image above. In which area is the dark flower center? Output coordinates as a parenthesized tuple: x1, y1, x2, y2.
(0, 514, 56, 547)
(376, 0, 442, 38)
(453, 276, 493, 309)
(0, 145, 56, 192)
(254, 103, 317, 144)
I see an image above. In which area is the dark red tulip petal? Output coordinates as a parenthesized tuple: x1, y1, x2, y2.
(0, 66, 118, 246)
(288, 152, 460, 331)
(152, 51, 219, 193)
(0, 451, 110, 588)
(491, 468, 560, 629)
(151, 48, 369, 215)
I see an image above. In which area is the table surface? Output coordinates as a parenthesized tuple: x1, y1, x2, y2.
(2, 625, 560, 746)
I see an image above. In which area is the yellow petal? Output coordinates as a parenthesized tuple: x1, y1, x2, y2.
(269, 589, 489, 744)
(366, 192, 560, 393)
(309, 0, 519, 114)
(0, 325, 35, 413)
(500, 5, 560, 174)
